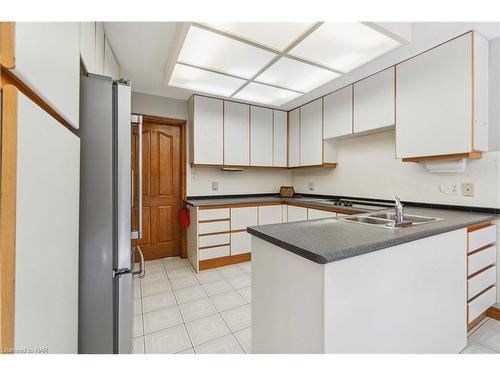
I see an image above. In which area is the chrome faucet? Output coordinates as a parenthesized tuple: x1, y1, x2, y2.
(393, 194, 404, 224)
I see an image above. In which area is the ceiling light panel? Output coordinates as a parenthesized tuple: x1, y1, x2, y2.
(233, 82, 301, 106)
(178, 25, 277, 79)
(256, 57, 340, 92)
(169, 64, 246, 97)
(201, 22, 315, 51)
(289, 22, 401, 73)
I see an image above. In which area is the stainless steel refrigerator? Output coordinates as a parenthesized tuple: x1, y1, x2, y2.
(78, 74, 145, 354)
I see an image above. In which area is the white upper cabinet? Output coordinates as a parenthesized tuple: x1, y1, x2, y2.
(104, 37, 120, 80)
(396, 32, 488, 160)
(250, 106, 273, 166)
(288, 108, 300, 167)
(273, 110, 288, 167)
(190, 95, 224, 165)
(13, 23, 80, 129)
(300, 99, 323, 166)
(80, 22, 95, 73)
(354, 67, 395, 134)
(224, 101, 250, 166)
(323, 86, 352, 139)
(95, 22, 105, 75)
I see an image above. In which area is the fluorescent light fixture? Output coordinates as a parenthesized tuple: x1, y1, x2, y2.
(169, 64, 246, 97)
(256, 57, 340, 92)
(289, 22, 401, 73)
(178, 25, 276, 79)
(233, 82, 301, 106)
(202, 22, 315, 51)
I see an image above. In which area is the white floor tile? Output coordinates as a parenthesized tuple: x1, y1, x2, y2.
(176, 347, 195, 354)
(234, 327, 251, 353)
(185, 314, 230, 346)
(141, 279, 172, 297)
(143, 306, 184, 335)
(195, 269, 223, 284)
(237, 286, 251, 304)
(132, 315, 143, 338)
(469, 318, 500, 352)
(132, 336, 145, 354)
(174, 285, 208, 304)
(144, 324, 192, 354)
(167, 267, 195, 280)
(141, 271, 167, 283)
(142, 291, 177, 313)
(227, 274, 251, 289)
(194, 334, 244, 354)
(218, 265, 245, 279)
(133, 282, 141, 299)
(221, 304, 251, 332)
(179, 297, 217, 322)
(164, 258, 191, 271)
(145, 263, 166, 274)
(202, 279, 234, 297)
(133, 299, 142, 316)
(238, 262, 251, 274)
(467, 317, 489, 337)
(210, 290, 246, 312)
(170, 274, 200, 290)
(461, 341, 497, 354)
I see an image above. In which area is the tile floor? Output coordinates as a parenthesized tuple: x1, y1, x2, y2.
(462, 317, 500, 354)
(132, 257, 251, 354)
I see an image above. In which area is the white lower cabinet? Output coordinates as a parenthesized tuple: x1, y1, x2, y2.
(231, 207, 258, 231)
(199, 220, 230, 235)
(468, 266, 496, 299)
(468, 245, 496, 275)
(199, 245, 230, 260)
(231, 231, 252, 255)
(199, 233, 230, 248)
(258, 205, 282, 225)
(307, 208, 337, 220)
(199, 208, 230, 221)
(287, 205, 308, 222)
(469, 287, 497, 323)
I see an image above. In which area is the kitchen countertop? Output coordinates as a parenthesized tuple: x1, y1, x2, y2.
(247, 207, 497, 264)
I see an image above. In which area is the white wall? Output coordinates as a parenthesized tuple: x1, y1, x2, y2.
(131, 92, 292, 196)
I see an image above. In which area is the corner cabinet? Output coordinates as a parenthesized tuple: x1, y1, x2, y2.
(396, 31, 488, 162)
(323, 86, 353, 139)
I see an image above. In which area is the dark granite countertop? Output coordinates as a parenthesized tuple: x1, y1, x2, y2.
(247, 207, 497, 264)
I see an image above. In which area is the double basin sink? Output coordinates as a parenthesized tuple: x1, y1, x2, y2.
(340, 212, 443, 228)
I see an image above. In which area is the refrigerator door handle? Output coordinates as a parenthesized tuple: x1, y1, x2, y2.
(132, 246, 145, 279)
(131, 114, 143, 240)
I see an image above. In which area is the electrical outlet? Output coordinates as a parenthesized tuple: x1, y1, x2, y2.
(211, 181, 218, 191)
(439, 183, 458, 195)
(462, 183, 474, 197)
(309, 182, 315, 191)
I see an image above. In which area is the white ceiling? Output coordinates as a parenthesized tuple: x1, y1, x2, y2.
(105, 22, 500, 110)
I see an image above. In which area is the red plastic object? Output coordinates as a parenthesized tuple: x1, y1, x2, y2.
(179, 207, 190, 228)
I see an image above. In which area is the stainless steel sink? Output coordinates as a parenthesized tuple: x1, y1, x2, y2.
(341, 216, 392, 226)
(369, 212, 441, 224)
(340, 212, 443, 228)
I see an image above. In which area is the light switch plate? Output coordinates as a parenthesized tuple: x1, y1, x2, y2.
(462, 183, 474, 197)
(309, 182, 315, 191)
(212, 181, 218, 191)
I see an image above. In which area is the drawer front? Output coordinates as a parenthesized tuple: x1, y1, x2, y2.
(307, 208, 337, 220)
(231, 207, 258, 231)
(468, 224, 497, 253)
(468, 245, 497, 276)
(468, 286, 497, 323)
(199, 208, 230, 221)
(231, 231, 252, 255)
(199, 220, 230, 235)
(199, 233, 230, 248)
(199, 245, 230, 260)
(258, 205, 282, 225)
(468, 265, 496, 299)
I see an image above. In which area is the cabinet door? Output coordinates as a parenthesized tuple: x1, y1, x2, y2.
(231, 232, 252, 255)
(300, 98, 323, 166)
(104, 37, 120, 80)
(286, 205, 307, 222)
(80, 22, 96, 73)
(95, 22, 105, 75)
(396, 33, 472, 158)
(288, 108, 300, 167)
(230, 207, 258, 231)
(273, 110, 288, 167)
(13, 23, 80, 129)
(224, 101, 249, 166)
(250, 106, 273, 166)
(354, 67, 395, 134)
(193, 96, 224, 165)
(258, 205, 282, 225)
(307, 208, 336, 220)
(324, 86, 352, 139)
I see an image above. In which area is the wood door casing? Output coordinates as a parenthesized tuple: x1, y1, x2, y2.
(133, 121, 182, 260)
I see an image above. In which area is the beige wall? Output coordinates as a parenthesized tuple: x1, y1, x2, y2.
(131, 92, 292, 196)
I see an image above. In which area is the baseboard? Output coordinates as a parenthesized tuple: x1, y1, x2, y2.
(486, 306, 500, 321)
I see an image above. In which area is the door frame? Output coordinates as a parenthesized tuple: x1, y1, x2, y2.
(134, 114, 188, 259)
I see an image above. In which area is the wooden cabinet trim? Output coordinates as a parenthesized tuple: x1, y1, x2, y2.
(467, 284, 495, 304)
(402, 152, 482, 163)
(199, 253, 251, 271)
(467, 264, 496, 281)
(0, 22, 15, 69)
(467, 222, 492, 233)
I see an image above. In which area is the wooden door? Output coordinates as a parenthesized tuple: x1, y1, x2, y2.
(132, 120, 182, 260)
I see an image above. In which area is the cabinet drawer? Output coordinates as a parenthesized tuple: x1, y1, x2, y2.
(468, 224, 496, 253)
(231, 207, 258, 231)
(468, 245, 497, 276)
(199, 233, 230, 248)
(199, 245, 230, 260)
(468, 286, 496, 323)
(231, 231, 252, 255)
(258, 205, 282, 225)
(199, 220, 230, 235)
(307, 208, 337, 220)
(199, 208, 230, 221)
(468, 265, 496, 299)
